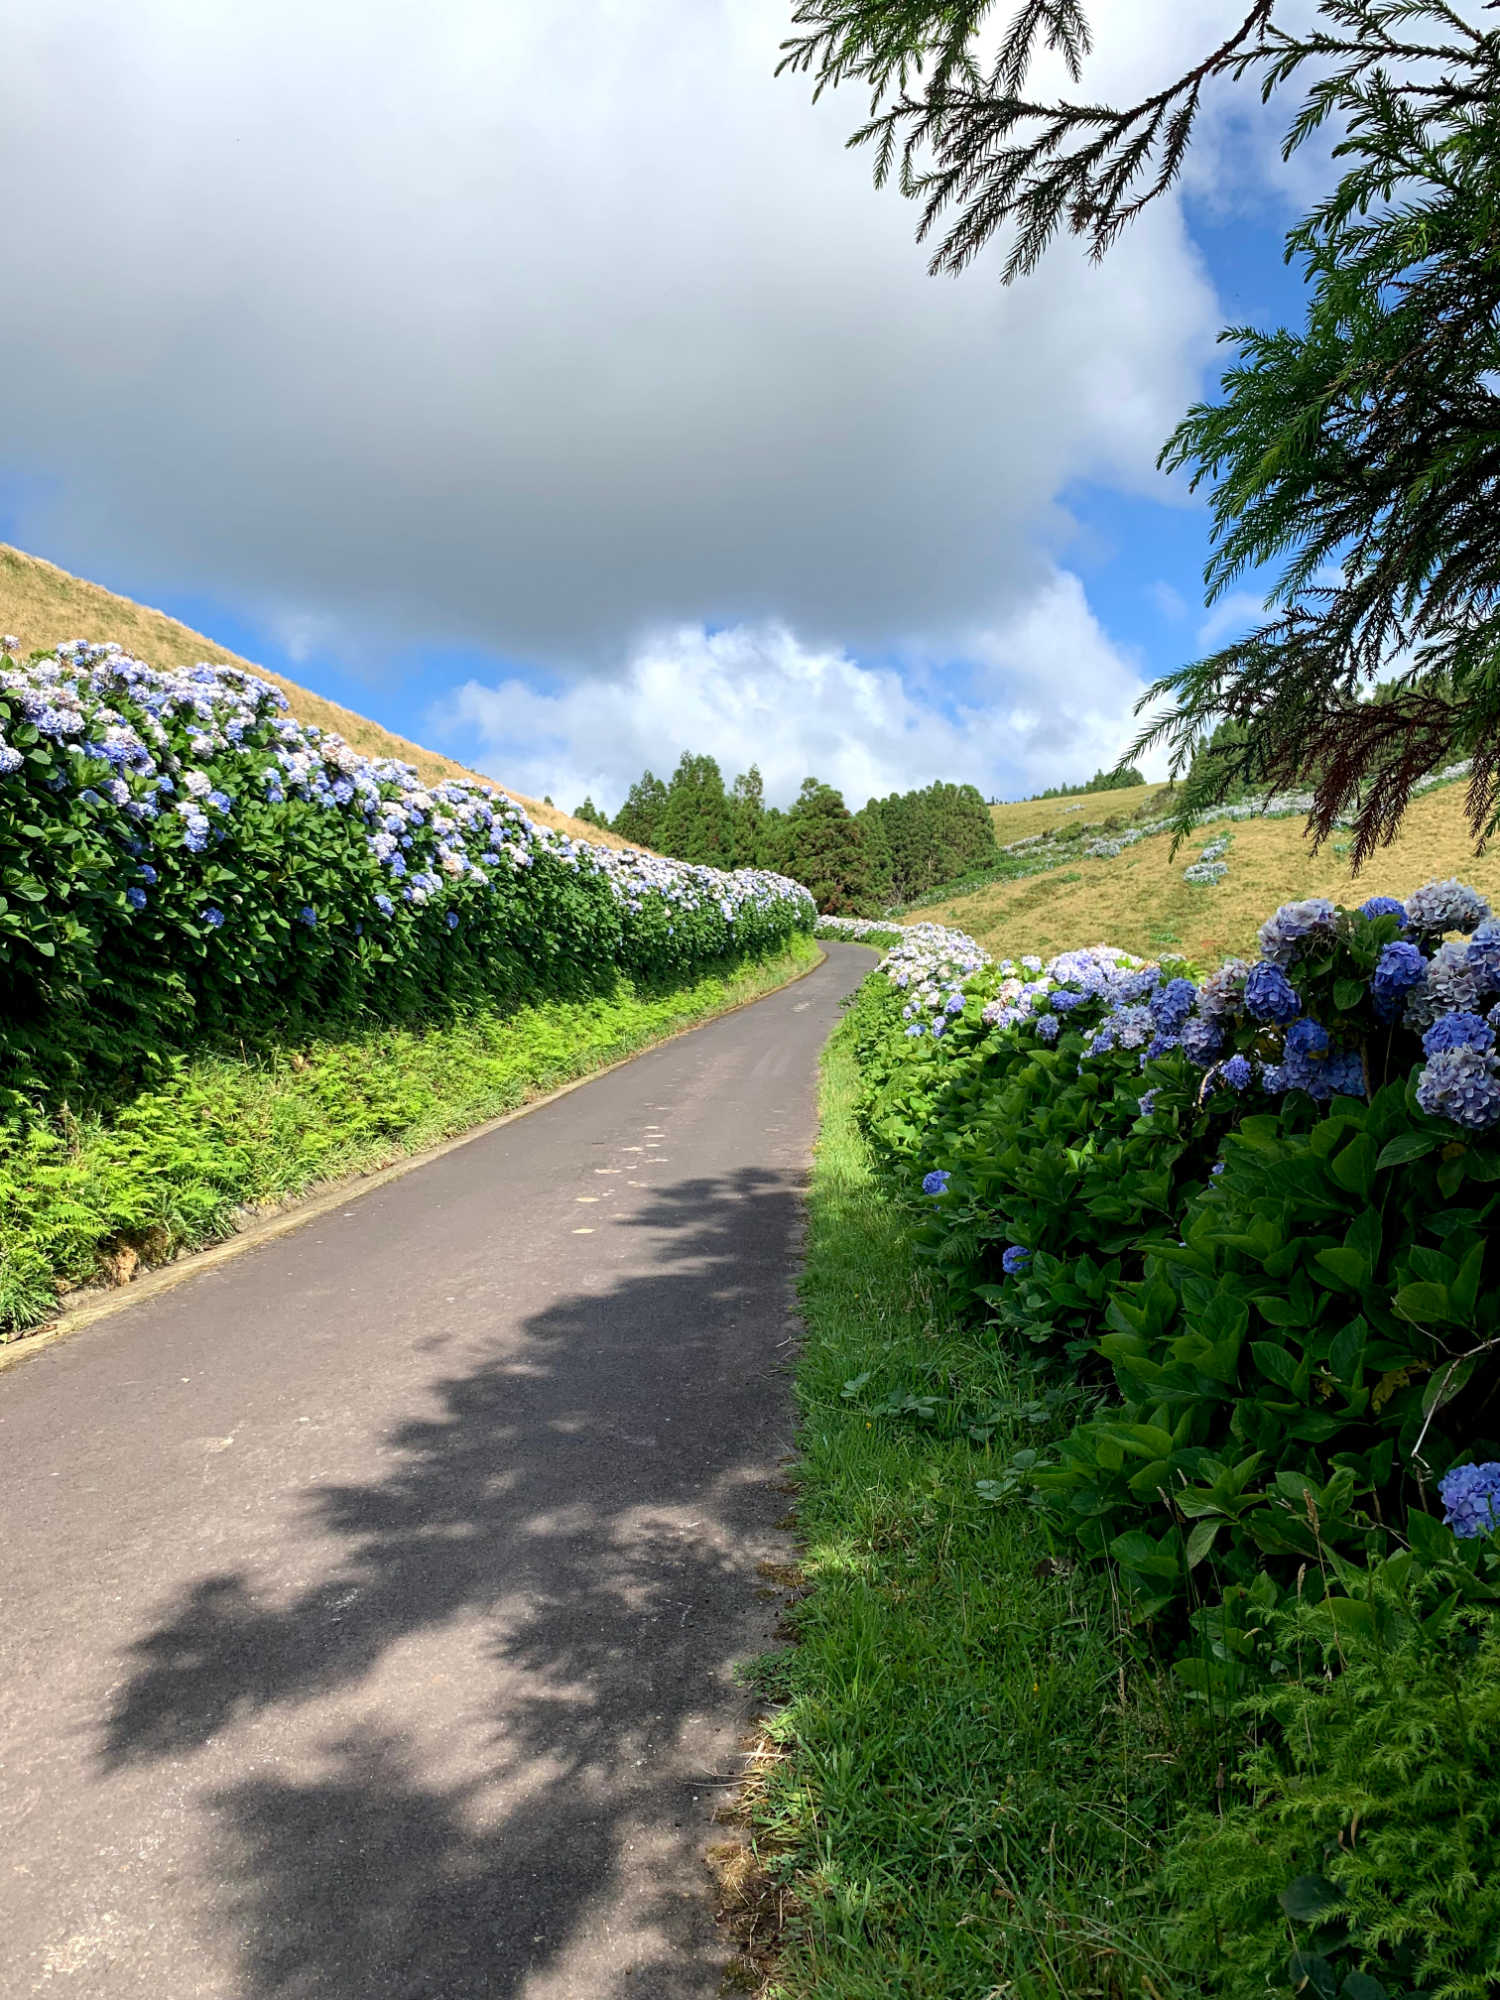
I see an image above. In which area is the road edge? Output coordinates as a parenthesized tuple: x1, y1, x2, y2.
(0, 944, 831, 1376)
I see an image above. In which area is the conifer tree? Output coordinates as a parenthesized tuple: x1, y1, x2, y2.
(657, 751, 735, 865)
(612, 770, 669, 849)
(780, 777, 873, 913)
(730, 765, 766, 868)
(783, 1, 1500, 855)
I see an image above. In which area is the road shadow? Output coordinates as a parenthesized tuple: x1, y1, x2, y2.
(99, 1165, 803, 1998)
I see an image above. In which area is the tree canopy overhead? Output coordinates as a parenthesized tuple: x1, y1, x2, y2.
(779, 1, 1491, 279)
(783, 1, 1500, 860)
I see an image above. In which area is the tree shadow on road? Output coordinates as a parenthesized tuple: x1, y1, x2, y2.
(98, 1166, 804, 1998)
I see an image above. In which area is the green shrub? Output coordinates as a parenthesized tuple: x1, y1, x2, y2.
(0, 644, 813, 1120)
(1166, 1576, 1500, 2000)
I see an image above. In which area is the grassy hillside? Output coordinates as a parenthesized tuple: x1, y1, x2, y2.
(988, 780, 1171, 846)
(0, 544, 635, 851)
(911, 779, 1499, 964)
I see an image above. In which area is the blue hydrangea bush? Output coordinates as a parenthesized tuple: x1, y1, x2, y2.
(0, 644, 814, 1122)
(845, 896, 1500, 1994)
(846, 889, 1500, 1660)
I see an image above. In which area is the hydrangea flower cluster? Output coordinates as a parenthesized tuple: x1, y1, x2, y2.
(814, 915, 902, 942)
(1438, 1461, 1500, 1539)
(0, 645, 816, 1091)
(875, 924, 988, 1038)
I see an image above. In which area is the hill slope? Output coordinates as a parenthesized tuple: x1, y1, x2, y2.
(0, 544, 633, 850)
(910, 780, 1500, 964)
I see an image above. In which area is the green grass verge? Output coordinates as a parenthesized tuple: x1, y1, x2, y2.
(0, 936, 820, 1335)
(745, 1017, 1211, 1999)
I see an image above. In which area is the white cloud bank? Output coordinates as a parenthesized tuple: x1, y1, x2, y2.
(438, 568, 1167, 814)
(0, 0, 1320, 799)
(1, 0, 1224, 673)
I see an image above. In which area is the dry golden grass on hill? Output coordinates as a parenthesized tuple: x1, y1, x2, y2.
(911, 781, 1500, 965)
(0, 544, 638, 851)
(987, 782, 1171, 846)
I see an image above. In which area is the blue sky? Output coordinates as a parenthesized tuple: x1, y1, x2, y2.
(2, 0, 1318, 814)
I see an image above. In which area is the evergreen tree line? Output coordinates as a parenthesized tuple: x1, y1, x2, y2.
(573, 753, 997, 914)
(1024, 764, 1147, 803)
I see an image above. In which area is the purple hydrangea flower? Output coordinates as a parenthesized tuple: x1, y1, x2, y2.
(1405, 879, 1491, 938)
(1197, 959, 1249, 1020)
(298, 905, 317, 927)
(1221, 1053, 1253, 1092)
(1325, 1052, 1367, 1099)
(1035, 1014, 1061, 1043)
(1423, 1012, 1495, 1058)
(1416, 1046, 1500, 1131)
(374, 894, 394, 917)
(125, 885, 147, 910)
(1150, 976, 1198, 1033)
(1138, 1089, 1158, 1116)
(1112, 1005, 1155, 1051)
(922, 1169, 950, 1197)
(1243, 961, 1302, 1024)
(1358, 895, 1407, 925)
(1372, 939, 1428, 1019)
(201, 906, 225, 928)
(1001, 1245, 1031, 1275)
(1258, 898, 1340, 967)
(446, 910, 460, 931)
(1146, 1033, 1180, 1061)
(945, 992, 965, 1015)
(1427, 939, 1488, 1016)
(1050, 987, 1087, 1012)
(1469, 920, 1500, 994)
(1438, 1462, 1500, 1539)
(1179, 1014, 1223, 1065)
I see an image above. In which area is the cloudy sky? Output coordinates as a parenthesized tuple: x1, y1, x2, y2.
(4, 0, 1312, 813)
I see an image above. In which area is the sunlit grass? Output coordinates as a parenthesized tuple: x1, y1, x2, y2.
(911, 782, 1500, 964)
(744, 1025, 1209, 1999)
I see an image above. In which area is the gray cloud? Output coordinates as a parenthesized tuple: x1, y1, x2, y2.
(4, 0, 1224, 682)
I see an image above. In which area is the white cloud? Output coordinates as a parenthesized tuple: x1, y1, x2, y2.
(1196, 591, 1268, 651)
(0, 0, 1225, 672)
(435, 567, 1166, 813)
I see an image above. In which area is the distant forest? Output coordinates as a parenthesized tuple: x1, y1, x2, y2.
(573, 754, 997, 915)
(1022, 764, 1146, 802)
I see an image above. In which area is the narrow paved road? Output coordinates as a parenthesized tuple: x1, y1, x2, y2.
(0, 945, 868, 2000)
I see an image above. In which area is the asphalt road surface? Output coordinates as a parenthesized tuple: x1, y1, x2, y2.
(0, 944, 869, 1999)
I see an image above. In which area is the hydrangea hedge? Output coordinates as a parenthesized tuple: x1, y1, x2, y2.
(855, 890, 1500, 1637)
(845, 892, 1500, 1992)
(0, 644, 815, 1123)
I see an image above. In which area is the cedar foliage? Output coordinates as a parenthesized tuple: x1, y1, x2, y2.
(782, 0, 1500, 860)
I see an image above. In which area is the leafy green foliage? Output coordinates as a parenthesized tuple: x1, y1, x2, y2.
(847, 933, 1500, 1661)
(0, 653, 811, 1124)
(1166, 1581, 1500, 2000)
(841, 922, 1500, 1995)
(745, 1022, 1209, 1999)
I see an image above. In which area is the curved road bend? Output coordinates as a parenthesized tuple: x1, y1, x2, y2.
(0, 944, 870, 2000)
